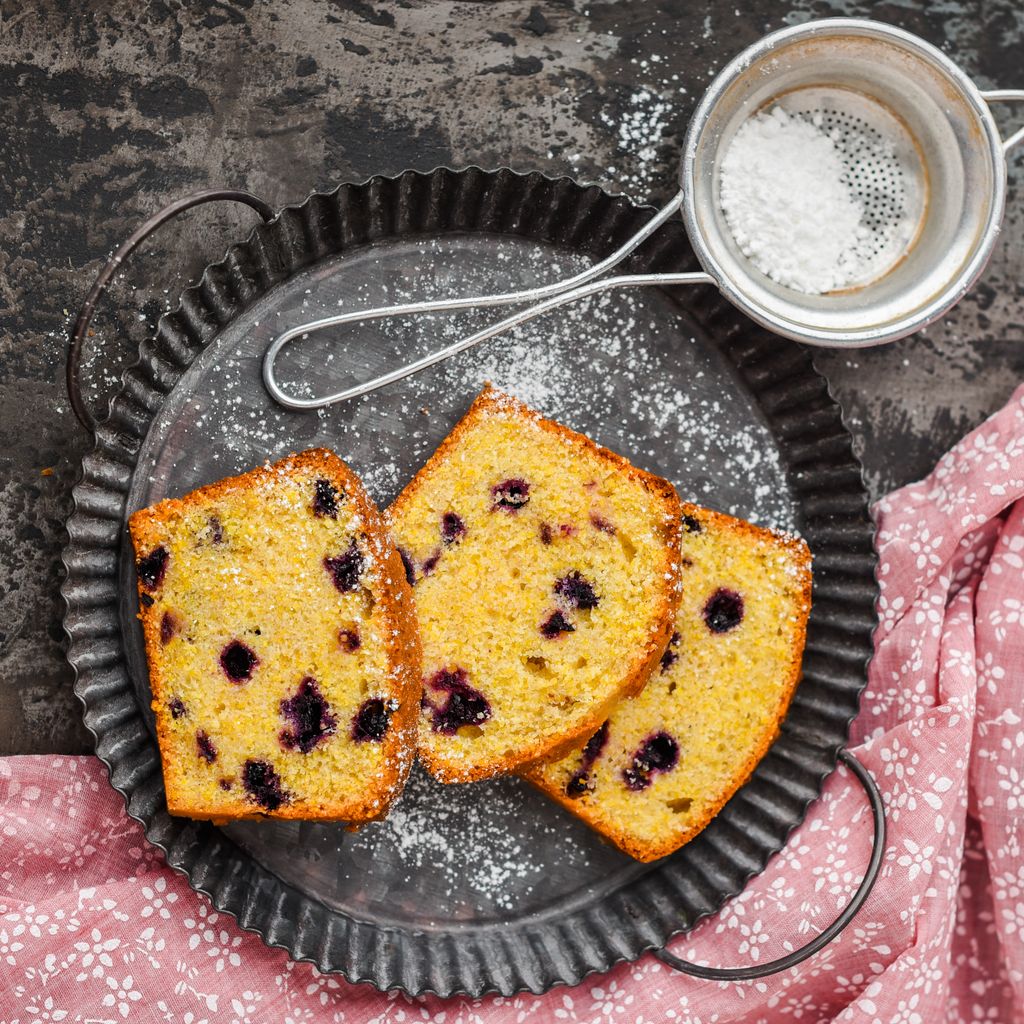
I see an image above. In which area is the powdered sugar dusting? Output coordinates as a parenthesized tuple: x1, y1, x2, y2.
(421, 247, 797, 529)
(142, 234, 799, 531)
(598, 86, 673, 194)
(348, 767, 552, 913)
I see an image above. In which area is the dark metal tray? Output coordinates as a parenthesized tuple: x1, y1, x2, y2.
(61, 167, 878, 997)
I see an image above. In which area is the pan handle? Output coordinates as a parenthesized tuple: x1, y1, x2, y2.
(66, 189, 275, 433)
(981, 89, 1024, 154)
(655, 749, 886, 980)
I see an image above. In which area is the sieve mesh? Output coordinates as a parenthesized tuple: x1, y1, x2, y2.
(682, 20, 1011, 344)
(759, 86, 928, 290)
(811, 111, 904, 246)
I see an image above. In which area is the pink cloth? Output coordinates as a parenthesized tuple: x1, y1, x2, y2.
(4, 388, 1024, 1023)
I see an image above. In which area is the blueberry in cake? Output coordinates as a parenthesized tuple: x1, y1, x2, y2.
(524, 502, 812, 861)
(129, 449, 420, 823)
(387, 385, 684, 783)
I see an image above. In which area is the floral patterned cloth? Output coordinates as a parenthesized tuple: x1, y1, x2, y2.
(4, 386, 1024, 1023)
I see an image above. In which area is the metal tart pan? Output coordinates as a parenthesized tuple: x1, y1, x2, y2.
(62, 167, 877, 997)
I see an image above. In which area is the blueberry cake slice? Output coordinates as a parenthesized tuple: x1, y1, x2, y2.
(525, 503, 812, 862)
(387, 385, 683, 783)
(129, 449, 420, 823)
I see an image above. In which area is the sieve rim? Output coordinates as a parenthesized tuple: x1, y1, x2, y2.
(680, 17, 1008, 348)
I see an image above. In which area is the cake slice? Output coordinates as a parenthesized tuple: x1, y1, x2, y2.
(524, 503, 812, 862)
(387, 385, 683, 783)
(129, 449, 420, 823)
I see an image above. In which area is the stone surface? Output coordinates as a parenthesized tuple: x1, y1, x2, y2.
(1, 0, 1021, 754)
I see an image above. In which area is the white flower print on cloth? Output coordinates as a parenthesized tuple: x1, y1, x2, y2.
(103, 974, 144, 1018)
(140, 876, 178, 920)
(73, 927, 121, 981)
(0, 925, 24, 967)
(4, 385, 1024, 1022)
(22, 995, 68, 1022)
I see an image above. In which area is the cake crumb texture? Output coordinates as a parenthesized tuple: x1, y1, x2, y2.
(525, 502, 812, 861)
(129, 448, 420, 823)
(388, 385, 683, 783)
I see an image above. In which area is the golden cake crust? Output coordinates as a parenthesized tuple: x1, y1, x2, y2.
(130, 448, 421, 824)
(524, 502, 812, 862)
(389, 384, 683, 783)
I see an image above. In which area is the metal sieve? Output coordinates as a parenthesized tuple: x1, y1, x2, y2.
(263, 20, 1013, 407)
(683, 19, 1022, 347)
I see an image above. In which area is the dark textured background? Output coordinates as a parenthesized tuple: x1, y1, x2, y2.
(1, 0, 1022, 754)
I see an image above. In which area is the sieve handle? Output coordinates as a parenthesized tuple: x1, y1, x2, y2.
(981, 89, 1024, 154)
(264, 266, 714, 410)
(262, 190, 707, 411)
(655, 749, 886, 980)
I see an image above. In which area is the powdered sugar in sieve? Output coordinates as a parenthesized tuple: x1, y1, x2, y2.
(776, 87, 927, 286)
(720, 87, 927, 294)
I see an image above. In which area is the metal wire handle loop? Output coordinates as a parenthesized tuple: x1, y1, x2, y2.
(262, 189, 697, 410)
(655, 749, 886, 980)
(67, 189, 276, 433)
(981, 89, 1024, 153)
